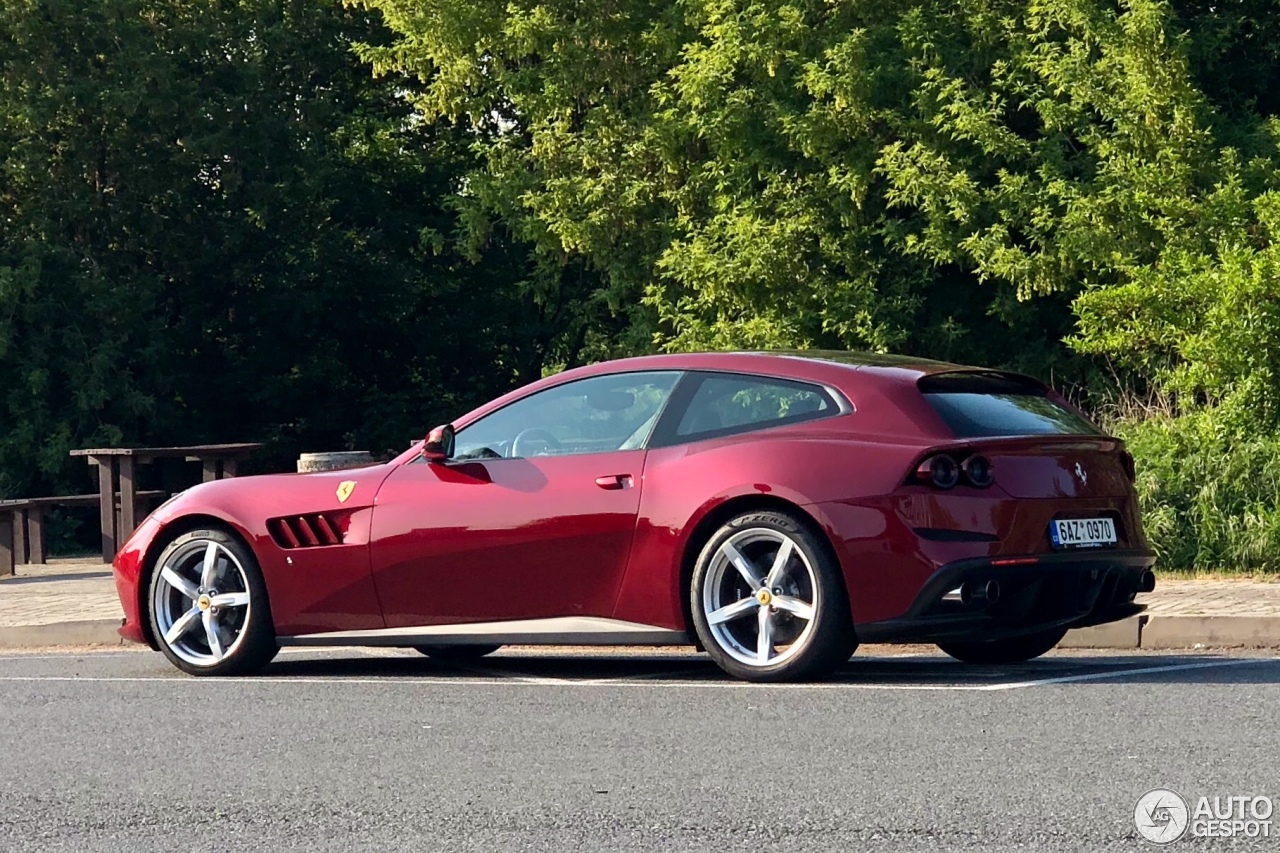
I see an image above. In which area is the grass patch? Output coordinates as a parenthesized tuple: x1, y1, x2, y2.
(1154, 568, 1280, 581)
(1111, 411, 1280, 575)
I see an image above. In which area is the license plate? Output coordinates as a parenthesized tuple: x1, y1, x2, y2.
(1050, 517, 1117, 549)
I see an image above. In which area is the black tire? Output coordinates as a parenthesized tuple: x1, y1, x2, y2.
(690, 510, 856, 682)
(937, 627, 1068, 664)
(148, 527, 279, 676)
(413, 644, 502, 661)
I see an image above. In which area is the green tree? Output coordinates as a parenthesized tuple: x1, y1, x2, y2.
(361, 0, 1280, 418)
(0, 0, 531, 499)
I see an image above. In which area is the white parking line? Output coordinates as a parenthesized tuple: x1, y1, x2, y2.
(0, 652, 1274, 690)
(977, 657, 1276, 690)
(0, 674, 987, 689)
(0, 675, 559, 687)
(0, 657, 1273, 690)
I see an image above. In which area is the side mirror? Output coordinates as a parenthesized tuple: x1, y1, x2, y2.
(423, 424, 455, 463)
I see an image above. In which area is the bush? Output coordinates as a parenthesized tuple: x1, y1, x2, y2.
(1113, 411, 1280, 574)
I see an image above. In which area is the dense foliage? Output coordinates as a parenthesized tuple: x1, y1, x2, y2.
(0, 0, 601, 498)
(4, 0, 1280, 569)
(1109, 409, 1280, 574)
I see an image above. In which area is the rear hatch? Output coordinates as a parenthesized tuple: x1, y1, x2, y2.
(917, 371, 1134, 500)
(948, 436, 1130, 499)
(916, 370, 1138, 550)
(921, 368, 1131, 494)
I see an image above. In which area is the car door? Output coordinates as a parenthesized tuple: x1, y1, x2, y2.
(368, 371, 682, 628)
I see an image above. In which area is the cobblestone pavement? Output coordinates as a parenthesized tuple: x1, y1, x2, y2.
(0, 559, 120, 627)
(2, 558, 1278, 628)
(1144, 579, 1280, 616)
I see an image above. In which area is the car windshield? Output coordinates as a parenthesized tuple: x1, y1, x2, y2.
(919, 372, 1101, 438)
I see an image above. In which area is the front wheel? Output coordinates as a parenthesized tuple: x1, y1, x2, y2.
(148, 528, 279, 676)
(690, 510, 856, 682)
(937, 627, 1068, 664)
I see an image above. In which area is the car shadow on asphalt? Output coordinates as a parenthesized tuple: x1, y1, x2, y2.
(261, 651, 1280, 687)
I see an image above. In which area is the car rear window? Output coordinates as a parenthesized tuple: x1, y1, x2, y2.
(918, 372, 1101, 438)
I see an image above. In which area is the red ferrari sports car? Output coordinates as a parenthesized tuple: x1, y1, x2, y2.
(113, 351, 1155, 681)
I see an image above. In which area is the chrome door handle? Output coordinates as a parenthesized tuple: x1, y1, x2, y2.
(594, 474, 632, 490)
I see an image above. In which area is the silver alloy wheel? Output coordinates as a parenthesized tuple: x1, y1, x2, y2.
(701, 527, 819, 667)
(152, 539, 252, 667)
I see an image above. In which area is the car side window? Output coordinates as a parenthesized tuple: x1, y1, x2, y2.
(672, 374, 836, 440)
(452, 371, 681, 460)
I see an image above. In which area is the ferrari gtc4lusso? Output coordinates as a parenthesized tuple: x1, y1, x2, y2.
(113, 351, 1155, 681)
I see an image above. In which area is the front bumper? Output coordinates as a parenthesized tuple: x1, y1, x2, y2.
(856, 548, 1157, 643)
(112, 515, 165, 647)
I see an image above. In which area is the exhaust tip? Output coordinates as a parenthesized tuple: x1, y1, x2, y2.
(942, 580, 1000, 607)
(1140, 569, 1156, 593)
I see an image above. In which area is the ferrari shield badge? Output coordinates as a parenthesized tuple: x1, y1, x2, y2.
(336, 481, 357, 503)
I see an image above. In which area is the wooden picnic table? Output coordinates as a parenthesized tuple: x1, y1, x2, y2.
(1, 491, 166, 574)
(70, 443, 262, 562)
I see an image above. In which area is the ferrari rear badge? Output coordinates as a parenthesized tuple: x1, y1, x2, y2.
(336, 481, 356, 503)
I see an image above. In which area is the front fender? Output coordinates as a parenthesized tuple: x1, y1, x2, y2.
(116, 470, 393, 641)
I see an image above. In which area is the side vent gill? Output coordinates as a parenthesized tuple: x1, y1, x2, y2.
(268, 514, 345, 549)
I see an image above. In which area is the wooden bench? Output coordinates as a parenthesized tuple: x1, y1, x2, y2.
(71, 443, 260, 562)
(0, 491, 166, 576)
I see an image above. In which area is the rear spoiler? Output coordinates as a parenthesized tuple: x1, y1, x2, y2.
(916, 369, 1050, 396)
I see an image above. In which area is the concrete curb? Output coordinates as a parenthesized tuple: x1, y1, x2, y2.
(0, 620, 125, 648)
(1141, 615, 1280, 649)
(1063, 615, 1280, 649)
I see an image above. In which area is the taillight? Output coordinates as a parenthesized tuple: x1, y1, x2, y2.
(1120, 450, 1136, 483)
(962, 454, 994, 488)
(915, 455, 960, 489)
(913, 453, 995, 489)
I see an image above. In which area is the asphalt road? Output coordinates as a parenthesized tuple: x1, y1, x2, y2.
(0, 646, 1276, 852)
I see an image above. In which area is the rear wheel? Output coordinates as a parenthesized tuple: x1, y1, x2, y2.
(148, 528, 279, 676)
(414, 644, 502, 662)
(937, 627, 1068, 664)
(690, 510, 856, 682)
